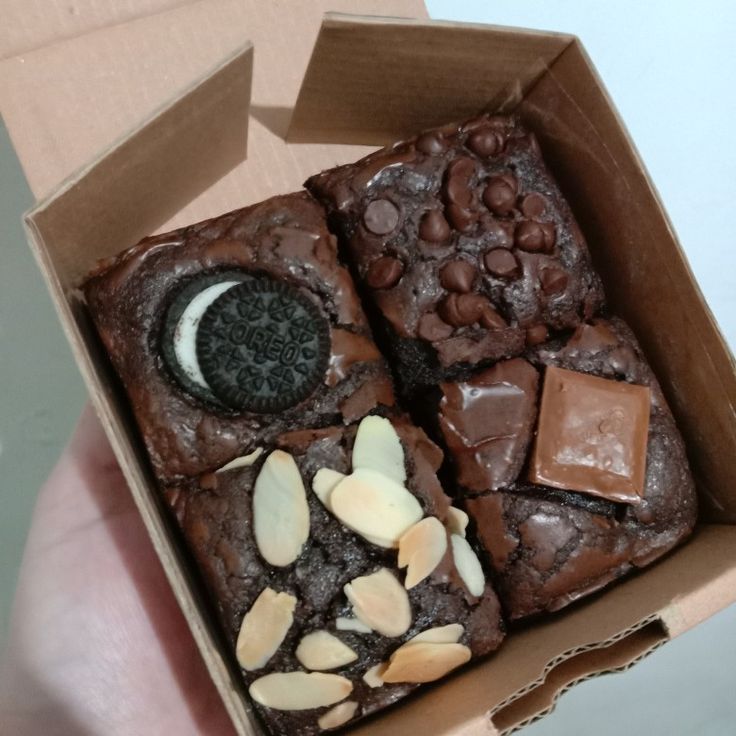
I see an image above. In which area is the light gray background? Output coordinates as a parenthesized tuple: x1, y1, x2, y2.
(1, 0, 734, 733)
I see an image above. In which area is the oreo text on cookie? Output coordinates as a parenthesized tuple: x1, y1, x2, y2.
(196, 277, 331, 412)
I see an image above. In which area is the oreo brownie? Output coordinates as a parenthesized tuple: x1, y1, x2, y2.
(462, 318, 697, 619)
(167, 416, 504, 735)
(306, 114, 604, 393)
(83, 192, 394, 485)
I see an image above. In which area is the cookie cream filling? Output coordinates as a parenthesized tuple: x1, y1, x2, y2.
(172, 280, 241, 389)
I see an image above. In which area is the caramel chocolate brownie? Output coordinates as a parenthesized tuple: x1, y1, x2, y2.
(463, 318, 697, 619)
(167, 416, 504, 735)
(306, 115, 604, 393)
(83, 192, 394, 485)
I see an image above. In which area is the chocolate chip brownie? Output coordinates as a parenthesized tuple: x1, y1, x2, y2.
(167, 417, 504, 735)
(83, 192, 394, 486)
(464, 318, 697, 619)
(306, 114, 604, 394)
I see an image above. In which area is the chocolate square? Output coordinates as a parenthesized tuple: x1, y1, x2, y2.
(439, 358, 539, 492)
(530, 366, 650, 503)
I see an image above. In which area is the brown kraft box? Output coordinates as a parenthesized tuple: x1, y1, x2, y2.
(4, 6, 736, 736)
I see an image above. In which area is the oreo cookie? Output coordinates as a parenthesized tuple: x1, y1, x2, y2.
(161, 270, 253, 406)
(196, 277, 331, 412)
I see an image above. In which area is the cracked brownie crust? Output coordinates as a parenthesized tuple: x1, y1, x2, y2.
(466, 318, 697, 619)
(167, 419, 504, 735)
(307, 114, 604, 393)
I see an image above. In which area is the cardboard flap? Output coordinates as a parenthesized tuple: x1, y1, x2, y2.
(1, 0, 192, 59)
(26, 43, 253, 290)
(288, 14, 573, 145)
(491, 621, 666, 735)
(0, 0, 427, 200)
(517, 40, 736, 521)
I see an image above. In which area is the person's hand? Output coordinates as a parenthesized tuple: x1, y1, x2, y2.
(0, 405, 235, 736)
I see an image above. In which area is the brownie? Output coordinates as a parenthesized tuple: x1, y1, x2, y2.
(167, 417, 504, 735)
(83, 192, 394, 485)
(306, 114, 604, 394)
(463, 318, 697, 619)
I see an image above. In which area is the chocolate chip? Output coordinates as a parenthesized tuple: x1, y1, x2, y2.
(446, 203, 477, 233)
(609, 346, 637, 376)
(466, 128, 504, 157)
(419, 210, 452, 242)
(483, 175, 517, 216)
(440, 260, 477, 293)
(540, 267, 569, 294)
(447, 156, 476, 180)
(363, 199, 400, 235)
(515, 220, 556, 252)
(196, 277, 331, 413)
(483, 248, 520, 278)
(416, 132, 446, 154)
(479, 303, 507, 330)
(418, 312, 454, 341)
(366, 256, 404, 289)
(438, 293, 486, 327)
(444, 174, 473, 208)
(520, 193, 548, 218)
(526, 324, 549, 345)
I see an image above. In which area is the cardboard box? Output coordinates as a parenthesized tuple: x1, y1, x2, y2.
(12, 9, 736, 736)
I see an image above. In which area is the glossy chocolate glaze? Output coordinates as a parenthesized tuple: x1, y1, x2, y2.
(307, 114, 604, 392)
(83, 192, 394, 485)
(465, 318, 697, 619)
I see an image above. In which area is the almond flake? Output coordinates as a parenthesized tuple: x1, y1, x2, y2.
(344, 568, 411, 637)
(330, 468, 422, 548)
(446, 507, 469, 537)
(336, 617, 372, 634)
(362, 662, 388, 688)
(397, 517, 448, 589)
(296, 631, 358, 671)
(450, 534, 485, 596)
(253, 451, 310, 567)
(216, 447, 264, 473)
(381, 642, 472, 684)
(352, 415, 406, 483)
(236, 587, 297, 671)
(407, 623, 464, 645)
(312, 468, 345, 507)
(249, 672, 353, 711)
(317, 701, 359, 730)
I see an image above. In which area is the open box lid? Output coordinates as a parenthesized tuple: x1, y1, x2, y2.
(0, 0, 428, 201)
(10, 6, 736, 736)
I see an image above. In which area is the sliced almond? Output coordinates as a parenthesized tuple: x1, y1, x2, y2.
(312, 468, 346, 507)
(249, 672, 353, 711)
(253, 451, 310, 567)
(450, 534, 486, 597)
(362, 662, 388, 688)
(352, 415, 406, 483)
(398, 517, 448, 589)
(407, 623, 464, 645)
(317, 700, 359, 730)
(330, 468, 422, 548)
(344, 568, 411, 637)
(216, 447, 264, 473)
(336, 617, 372, 634)
(446, 507, 469, 537)
(236, 588, 297, 671)
(296, 631, 358, 671)
(381, 642, 472, 684)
